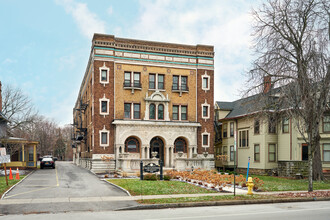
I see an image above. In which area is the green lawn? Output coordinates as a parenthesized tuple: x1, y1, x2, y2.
(0, 176, 24, 197)
(108, 179, 218, 196)
(252, 175, 330, 191)
(138, 194, 271, 204)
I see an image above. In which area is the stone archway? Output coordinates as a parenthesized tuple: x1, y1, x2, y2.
(150, 137, 164, 162)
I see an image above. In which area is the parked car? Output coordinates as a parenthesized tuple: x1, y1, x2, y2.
(40, 157, 55, 169)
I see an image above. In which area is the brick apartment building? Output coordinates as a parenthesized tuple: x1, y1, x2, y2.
(73, 34, 215, 173)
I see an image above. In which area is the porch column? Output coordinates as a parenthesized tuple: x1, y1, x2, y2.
(165, 145, 170, 167)
(22, 144, 25, 164)
(33, 144, 37, 167)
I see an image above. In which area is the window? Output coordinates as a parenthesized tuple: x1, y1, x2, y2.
(268, 144, 276, 162)
(124, 103, 140, 119)
(203, 134, 208, 146)
(323, 144, 330, 162)
(101, 70, 107, 82)
(268, 116, 276, 134)
(149, 73, 165, 90)
(101, 132, 107, 145)
(99, 126, 109, 147)
(254, 144, 260, 162)
(201, 72, 210, 91)
(181, 106, 187, 120)
(230, 145, 235, 161)
(158, 74, 164, 90)
(282, 118, 289, 133)
(124, 72, 131, 87)
(150, 104, 156, 119)
(230, 122, 234, 137)
(101, 101, 107, 113)
(203, 106, 208, 117)
(254, 119, 260, 134)
(124, 103, 131, 119)
(181, 76, 187, 91)
(158, 104, 164, 120)
(133, 104, 140, 119)
(124, 72, 141, 88)
(323, 115, 330, 133)
(202, 77, 209, 89)
(223, 124, 227, 138)
(223, 146, 227, 156)
(99, 96, 109, 115)
(173, 105, 179, 120)
(172, 75, 188, 91)
(172, 105, 187, 121)
(149, 74, 155, 89)
(174, 138, 186, 153)
(125, 137, 139, 153)
(239, 130, 249, 147)
(172, 76, 179, 90)
(99, 64, 109, 84)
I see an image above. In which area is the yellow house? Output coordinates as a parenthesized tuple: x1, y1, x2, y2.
(0, 138, 39, 169)
(214, 95, 330, 177)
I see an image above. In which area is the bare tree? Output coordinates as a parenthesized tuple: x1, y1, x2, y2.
(248, 0, 329, 191)
(1, 84, 38, 136)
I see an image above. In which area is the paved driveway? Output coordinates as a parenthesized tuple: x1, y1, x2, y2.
(1, 161, 138, 215)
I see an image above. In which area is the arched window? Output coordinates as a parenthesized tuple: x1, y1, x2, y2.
(158, 104, 164, 120)
(174, 138, 187, 153)
(125, 137, 140, 153)
(149, 104, 155, 119)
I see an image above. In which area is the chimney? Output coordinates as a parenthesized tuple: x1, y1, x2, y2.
(0, 81, 2, 112)
(263, 76, 272, 94)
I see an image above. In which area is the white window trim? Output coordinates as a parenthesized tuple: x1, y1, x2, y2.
(99, 63, 110, 85)
(201, 99, 210, 120)
(202, 130, 210, 148)
(201, 71, 210, 91)
(99, 94, 110, 116)
(99, 126, 110, 148)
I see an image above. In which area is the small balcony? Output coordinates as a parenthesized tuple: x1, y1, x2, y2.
(172, 85, 189, 96)
(123, 81, 142, 93)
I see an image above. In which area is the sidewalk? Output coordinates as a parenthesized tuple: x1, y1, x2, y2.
(1, 189, 329, 205)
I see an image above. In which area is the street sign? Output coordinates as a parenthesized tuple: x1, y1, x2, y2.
(143, 163, 160, 173)
(0, 147, 6, 156)
(0, 155, 10, 164)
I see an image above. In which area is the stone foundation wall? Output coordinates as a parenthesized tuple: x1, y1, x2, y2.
(77, 158, 115, 174)
(277, 161, 308, 177)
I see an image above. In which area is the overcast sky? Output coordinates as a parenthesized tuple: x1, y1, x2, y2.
(0, 0, 261, 126)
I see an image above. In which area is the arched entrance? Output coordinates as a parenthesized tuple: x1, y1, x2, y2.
(150, 137, 164, 162)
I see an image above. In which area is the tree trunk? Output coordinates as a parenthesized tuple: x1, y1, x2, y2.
(308, 149, 313, 192)
(313, 142, 324, 181)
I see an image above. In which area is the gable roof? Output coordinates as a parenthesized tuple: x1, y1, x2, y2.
(216, 87, 281, 120)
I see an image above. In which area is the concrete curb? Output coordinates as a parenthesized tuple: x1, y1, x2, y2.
(1, 170, 35, 200)
(103, 179, 131, 196)
(116, 196, 330, 211)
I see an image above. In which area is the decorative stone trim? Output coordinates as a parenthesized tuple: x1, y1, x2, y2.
(201, 71, 210, 91)
(99, 126, 110, 148)
(99, 94, 110, 116)
(201, 99, 210, 120)
(202, 129, 210, 148)
(99, 62, 110, 85)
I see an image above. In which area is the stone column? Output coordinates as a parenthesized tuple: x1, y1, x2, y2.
(141, 146, 145, 159)
(147, 146, 150, 159)
(165, 145, 170, 167)
(169, 145, 174, 168)
(189, 147, 193, 159)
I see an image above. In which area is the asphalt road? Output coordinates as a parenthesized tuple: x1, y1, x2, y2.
(0, 161, 137, 215)
(1, 200, 330, 220)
